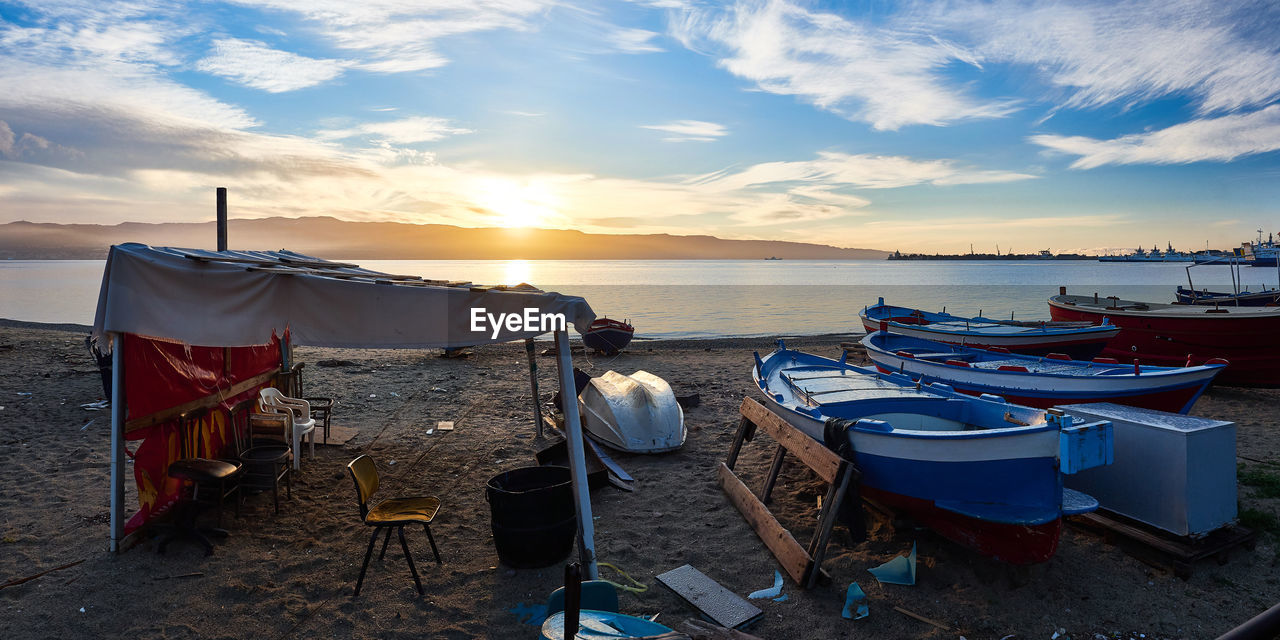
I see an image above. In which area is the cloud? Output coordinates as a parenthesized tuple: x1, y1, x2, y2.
(669, 0, 1020, 130)
(1030, 105, 1280, 168)
(318, 116, 473, 144)
(225, 0, 553, 73)
(691, 152, 1036, 191)
(928, 0, 1280, 115)
(667, 0, 1280, 129)
(196, 38, 347, 92)
(639, 119, 728, 142)
(611, 27, 663, 53)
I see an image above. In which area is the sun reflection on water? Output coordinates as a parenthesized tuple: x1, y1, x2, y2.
(502, 259, 532, 286)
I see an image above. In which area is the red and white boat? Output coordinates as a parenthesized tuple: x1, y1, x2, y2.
(1048, 290, 1280, 387)
(581, 317, 634, 355)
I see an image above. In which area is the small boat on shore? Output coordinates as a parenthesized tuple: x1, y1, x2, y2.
(581, 317, 634, 355)
(753, 343, 1112, 564)
(1175, 286, 1280, 307)
(860, 299, 1119, 360)
(861, 332, 1225, 414)
(1049, 289, 1280, 386)
(579, 370, 684, 453)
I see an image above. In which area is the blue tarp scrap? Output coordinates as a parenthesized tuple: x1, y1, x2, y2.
(508, 602, 548, 626)
(842, 582, 869, 620)
(747, 570, 784, 600)
(868, 542, 917, 586)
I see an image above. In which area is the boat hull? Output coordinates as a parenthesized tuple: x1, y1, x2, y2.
(862, 334, 1223, 414)
(1175, 286, 1280, 306)
(861, 487, 1063, 565)
(1049, 294, 1280, 386)
(870, 366, 1210, 413)
(753, 347, 1112, 564)
(582, 319, 634, 354)
(758, 393, 1071, 565)
(859, 318, 1114, 359)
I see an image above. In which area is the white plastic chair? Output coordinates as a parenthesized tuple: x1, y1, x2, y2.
(259, 387, 316, 470)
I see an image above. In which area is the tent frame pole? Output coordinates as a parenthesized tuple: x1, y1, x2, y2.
(554, 329, 597, 579)
(525, 338, 543, 438)
(109, 332, 125, 553)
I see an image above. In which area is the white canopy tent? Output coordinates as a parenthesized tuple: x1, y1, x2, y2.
(92, 243, 600, 576)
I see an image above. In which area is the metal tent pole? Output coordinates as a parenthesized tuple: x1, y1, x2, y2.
(109, 333, 125, 553)
(554, 329, 598, 579)
(526, 338, 544, 438)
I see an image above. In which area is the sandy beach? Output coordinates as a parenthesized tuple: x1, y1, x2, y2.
(2, 320, 1279, 639)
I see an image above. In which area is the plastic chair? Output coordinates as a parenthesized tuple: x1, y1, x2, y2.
(348, 455, 442, 597)
(290, 362, 335, 444)
(259, 387, 315, 470)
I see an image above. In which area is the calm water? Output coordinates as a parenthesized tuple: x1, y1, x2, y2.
(3, 259, 1274, 338)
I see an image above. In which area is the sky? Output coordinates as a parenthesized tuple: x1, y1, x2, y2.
(1, 0, 1278, 254)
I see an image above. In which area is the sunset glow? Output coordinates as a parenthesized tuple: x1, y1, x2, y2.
(0, 1, 1276, 252)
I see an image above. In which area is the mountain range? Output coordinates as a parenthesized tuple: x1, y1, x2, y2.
(0, 217, 888, 260)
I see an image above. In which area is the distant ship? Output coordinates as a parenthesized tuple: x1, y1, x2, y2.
(1241, 231, 1278, 267)
(1098, 243, 1195, 262)
(887, 248, 1093, 261)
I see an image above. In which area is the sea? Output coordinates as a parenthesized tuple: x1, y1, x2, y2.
(2, 259, 1272, 339)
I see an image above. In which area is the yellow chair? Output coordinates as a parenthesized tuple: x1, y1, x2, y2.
(347, 455, 442, 597)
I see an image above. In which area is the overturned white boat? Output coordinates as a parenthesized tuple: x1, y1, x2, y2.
(578, 370, 685, 453)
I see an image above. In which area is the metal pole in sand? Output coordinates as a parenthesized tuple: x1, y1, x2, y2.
(109, 332, 125, 553)
(525, 338, 544, 438)
(216, 187, 227, 252)
(554, 328, 598, 579)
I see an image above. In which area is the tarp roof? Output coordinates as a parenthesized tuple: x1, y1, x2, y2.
(92, 243, 595, 348)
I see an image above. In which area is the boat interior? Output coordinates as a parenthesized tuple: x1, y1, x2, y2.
(884, 345, 1134, 376)
(775, 365, 1046, 432)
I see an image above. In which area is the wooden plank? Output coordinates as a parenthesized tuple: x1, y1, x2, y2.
(739, 397, 841, 484)
(716, 462, 812, 585)
(123, 369, 278, 434)
(805, 461, 855, 588)
(1068, 512, 1258, 578)
(724, 417, 753, 470)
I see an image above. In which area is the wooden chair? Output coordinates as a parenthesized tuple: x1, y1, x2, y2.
(347, 455, 442, 597)
(159, 409, 242, 555)
(228, 399, 292, 513)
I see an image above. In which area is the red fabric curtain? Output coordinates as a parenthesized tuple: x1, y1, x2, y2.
(122, 332, 284, 533)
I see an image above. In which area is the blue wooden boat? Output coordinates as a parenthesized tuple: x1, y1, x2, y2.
(1175, 286, 1280, 306)
(581, 318, 634, 355)
(862, 332, 1225, 414)
(861, 298, 1119, 359)
(753, 342, 1112, 564)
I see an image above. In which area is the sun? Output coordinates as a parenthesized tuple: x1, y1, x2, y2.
(474, 178, 559, 228)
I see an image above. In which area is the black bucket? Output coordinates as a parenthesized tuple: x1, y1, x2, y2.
(486, 466, 577, 569)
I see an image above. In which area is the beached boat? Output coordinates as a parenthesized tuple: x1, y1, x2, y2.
(581, 318, 634, 355)
(578, 370, 685, 453)
(860, 299, 1119, 359)
(1174, 286, 1280, 307)
(861, 332, 1225, 414)
(753, 343, 1112, 564)
(1048, 290, 1280, 386)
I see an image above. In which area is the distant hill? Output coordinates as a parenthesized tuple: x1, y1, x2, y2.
(0, 217, 889, 260)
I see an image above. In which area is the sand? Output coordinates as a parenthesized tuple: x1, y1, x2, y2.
(2, 321, 1279, 639)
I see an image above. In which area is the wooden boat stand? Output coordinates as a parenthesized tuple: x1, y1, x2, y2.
(1068, 510, 1256, 579)
(718, 397, 860, 588)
